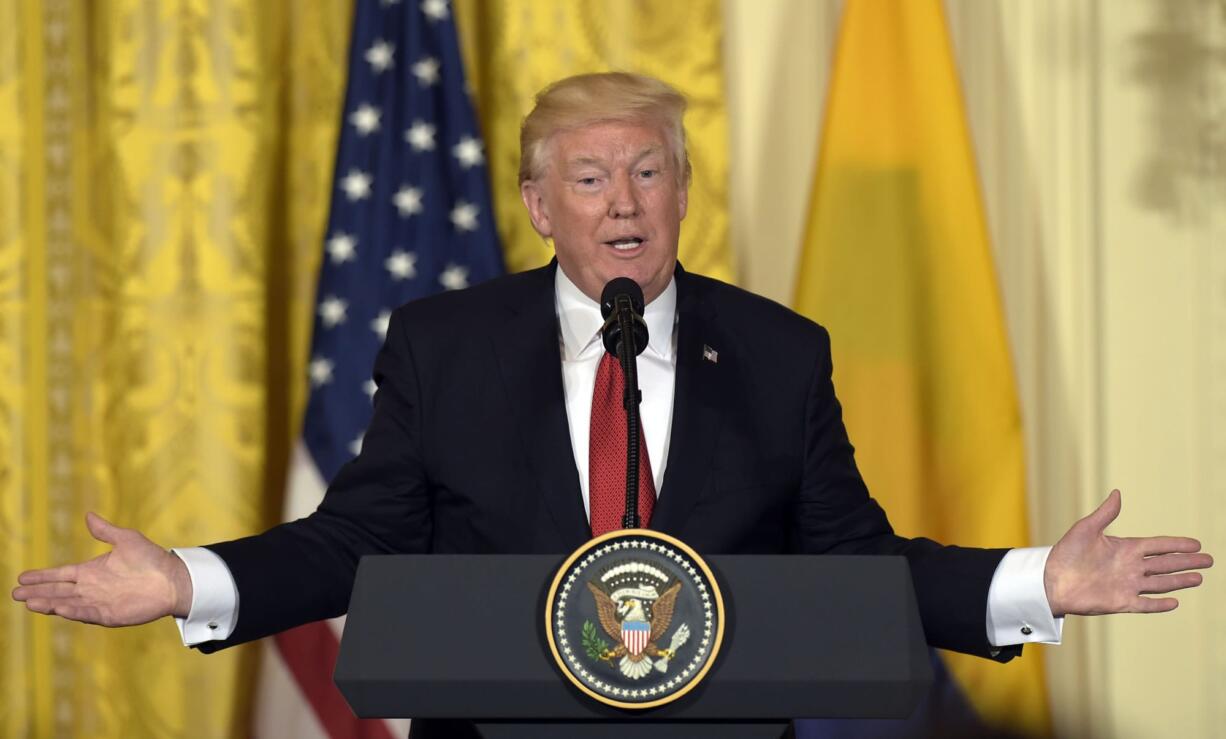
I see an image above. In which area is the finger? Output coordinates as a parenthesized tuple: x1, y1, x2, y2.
(52, 603, 103, 625)
(1131, 595, 1178, 613)
(24, 598, 55, 615)
(24, 597, 103, 624)
(1084, 489, 1122, 533)
(1143, 552, 1214, 575)
(17, 564, 79, 586)
(1138, 537, 1204, 556)
(1141, 572, 1203, 595)
(12, 582, 77, 602)
(85, 512, 121, 545)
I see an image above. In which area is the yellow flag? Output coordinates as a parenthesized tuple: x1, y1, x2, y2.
(794, 0, 1048, 733)
(453, 0, 734, 283)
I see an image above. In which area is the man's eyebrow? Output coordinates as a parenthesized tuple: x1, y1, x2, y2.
(564, 147, 664, 170)
(631, 145, 663, 164)
(566, 156, 609, 169)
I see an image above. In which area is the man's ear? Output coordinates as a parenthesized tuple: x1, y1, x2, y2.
(677, 178, 689, 222)
(520, 180, 553, 239)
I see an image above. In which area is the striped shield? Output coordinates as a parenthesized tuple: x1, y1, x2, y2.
(622, 620, 650, 657)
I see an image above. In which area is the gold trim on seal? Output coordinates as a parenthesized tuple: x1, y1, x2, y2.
(545, 528, 726, 710)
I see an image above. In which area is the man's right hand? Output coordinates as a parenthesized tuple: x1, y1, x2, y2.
(11, 512, 193, 626)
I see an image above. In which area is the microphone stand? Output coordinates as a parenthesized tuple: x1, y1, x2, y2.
(614, 295, 644, 530)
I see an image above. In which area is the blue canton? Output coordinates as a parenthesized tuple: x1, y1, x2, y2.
(304, 0, 503, 480)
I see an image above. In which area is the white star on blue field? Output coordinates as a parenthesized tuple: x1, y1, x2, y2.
(304, 0, 503, 479)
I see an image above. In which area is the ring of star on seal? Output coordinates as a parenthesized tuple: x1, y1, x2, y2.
(545, 528, 725, 709)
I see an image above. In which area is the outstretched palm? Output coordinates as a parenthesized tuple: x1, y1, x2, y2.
(1044, 490, 1213, 616)
(12, 512, 191, 626)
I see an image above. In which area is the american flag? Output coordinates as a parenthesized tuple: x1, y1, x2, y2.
(260, 0, 503, 737)
(306, 0, 504, 478)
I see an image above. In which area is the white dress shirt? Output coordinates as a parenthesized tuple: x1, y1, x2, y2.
(174, 265, 1062, 649)
(556, 266, 677, 516)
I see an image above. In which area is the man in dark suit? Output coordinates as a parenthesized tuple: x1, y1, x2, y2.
(13, 70, 1212, 685)
(196, 257, 1013, 659)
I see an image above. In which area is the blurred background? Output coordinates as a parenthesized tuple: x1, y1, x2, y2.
(1, 0, 1222, 737)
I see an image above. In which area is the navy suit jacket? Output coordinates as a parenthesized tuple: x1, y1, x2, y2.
(201, 262, 1020, 664)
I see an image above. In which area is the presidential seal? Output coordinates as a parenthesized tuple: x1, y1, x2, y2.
(545, 529, 725, 709)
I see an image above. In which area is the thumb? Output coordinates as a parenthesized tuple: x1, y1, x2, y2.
(85, 512, 121, 545)
(1083, 489, 1122, 533)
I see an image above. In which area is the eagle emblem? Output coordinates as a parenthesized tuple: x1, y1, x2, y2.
(545, 530, 724, 708)
(584, 562, 692, 679)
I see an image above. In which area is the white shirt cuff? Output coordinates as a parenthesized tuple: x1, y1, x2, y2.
(171, 547, 240, 646)
(986, 546, 1064, 646)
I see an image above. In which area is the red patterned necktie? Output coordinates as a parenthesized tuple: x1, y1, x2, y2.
(589, 351, 656, 537)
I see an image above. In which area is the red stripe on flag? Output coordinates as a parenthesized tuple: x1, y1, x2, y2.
(274, 622, 396, 739)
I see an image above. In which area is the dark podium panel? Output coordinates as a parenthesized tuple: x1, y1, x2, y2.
(335, 555, 932, 737)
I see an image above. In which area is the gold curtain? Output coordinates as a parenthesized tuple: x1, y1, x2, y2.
(0, 1, 352, 737)
(454, 0, 735, 282)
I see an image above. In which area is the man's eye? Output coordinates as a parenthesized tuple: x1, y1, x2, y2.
(639, 169, 657, 179)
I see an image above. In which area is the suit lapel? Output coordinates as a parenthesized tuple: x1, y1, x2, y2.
(490, 263, 590, 550)
(652, 267, 727, 535)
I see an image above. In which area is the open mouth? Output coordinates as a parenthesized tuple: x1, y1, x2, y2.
(605, 237, 644, 251)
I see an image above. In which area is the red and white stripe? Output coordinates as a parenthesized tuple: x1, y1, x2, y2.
(253, 442, 410, 739)
(622, 623, 650, 656)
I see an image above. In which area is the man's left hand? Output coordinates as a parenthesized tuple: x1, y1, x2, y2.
(1044, 489, 1213, 617)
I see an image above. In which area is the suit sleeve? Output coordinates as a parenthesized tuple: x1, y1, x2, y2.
(794, 325, 1020, 662)
(196, 309, 433, 652)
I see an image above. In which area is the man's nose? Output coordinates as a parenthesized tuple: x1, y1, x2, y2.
(607, 174, 639, 218)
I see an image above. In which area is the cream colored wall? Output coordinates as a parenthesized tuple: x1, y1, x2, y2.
(1092, 2, 1225, 736)
(722, 0, 840, 303)
(945, 3, 1109, 735)
(724, 0, 1226, 737)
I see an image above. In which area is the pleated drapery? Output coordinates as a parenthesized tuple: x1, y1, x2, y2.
(0, 2, 351, 736)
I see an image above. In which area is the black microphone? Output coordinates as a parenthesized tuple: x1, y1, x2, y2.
(598, 278, 650, 530)
(599, 277, 648, 358)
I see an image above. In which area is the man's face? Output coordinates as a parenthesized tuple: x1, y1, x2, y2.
(520, 120, 688, 304)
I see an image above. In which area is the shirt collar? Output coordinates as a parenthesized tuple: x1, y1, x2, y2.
(555, 264, 677, 362)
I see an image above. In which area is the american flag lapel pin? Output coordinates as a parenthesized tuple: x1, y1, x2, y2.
(702, 344, 718, 363)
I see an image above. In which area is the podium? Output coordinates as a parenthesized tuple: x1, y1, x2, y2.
(335, 555, 932, 738)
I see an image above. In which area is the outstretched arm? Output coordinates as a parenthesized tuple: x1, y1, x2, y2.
(12, 512, 192, 626)
(1044, 489, 1213, 617)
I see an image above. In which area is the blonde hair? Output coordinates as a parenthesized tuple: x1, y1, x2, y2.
(518, 72, 691, 186)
